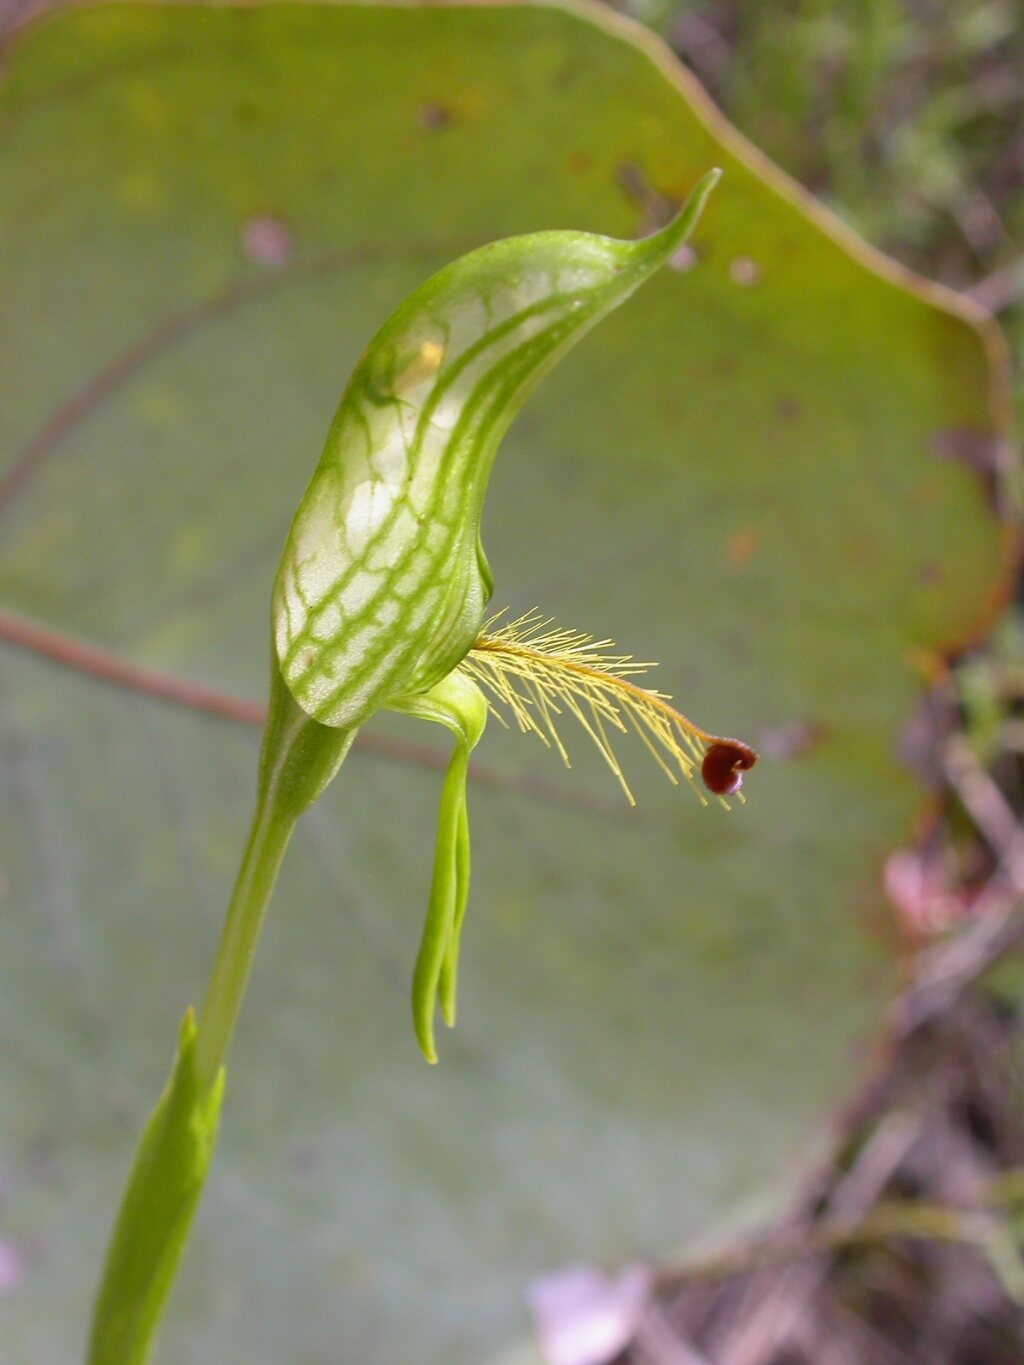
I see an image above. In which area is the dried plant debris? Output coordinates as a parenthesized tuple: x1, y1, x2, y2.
(613, 996, 1024, 1365)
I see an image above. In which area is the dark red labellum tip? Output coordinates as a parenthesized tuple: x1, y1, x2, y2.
(701, 739, 757, 797)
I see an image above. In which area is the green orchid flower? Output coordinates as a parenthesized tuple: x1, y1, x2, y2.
(88, 167, 756, 1365)
(269, 165, 754, 1063)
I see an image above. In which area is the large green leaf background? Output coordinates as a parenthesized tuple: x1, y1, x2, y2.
(0, 3, 1016, 1361)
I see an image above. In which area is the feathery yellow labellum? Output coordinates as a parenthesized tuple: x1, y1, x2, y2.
(460, 611, 757, 806)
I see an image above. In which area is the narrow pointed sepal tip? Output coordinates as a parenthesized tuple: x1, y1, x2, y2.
(414, 1007, 439, 1063)
(653, 166, 723, 258)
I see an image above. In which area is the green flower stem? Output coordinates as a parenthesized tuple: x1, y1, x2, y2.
(89, 665, 352, 1364)
(193, 691, 353, 1090)
(191, 795, 292, 1088)
(198, 665, 356, 1083)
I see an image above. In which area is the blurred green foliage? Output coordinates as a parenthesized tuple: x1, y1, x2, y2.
(614, 0, 1023, 289)
(614, 0, 1024, 438)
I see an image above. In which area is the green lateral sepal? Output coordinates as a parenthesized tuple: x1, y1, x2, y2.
(390, 669, 487, 1062)
(87, 1010, 226, 1365)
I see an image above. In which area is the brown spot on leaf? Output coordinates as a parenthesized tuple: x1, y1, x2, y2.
(566, 149, 592, 176)
(913, 478, 939, 506)
(775, 395, 801, 421)
(419, 103, 454, 131)
(696, 353, 737, 382)
(726, 528, 758, 569)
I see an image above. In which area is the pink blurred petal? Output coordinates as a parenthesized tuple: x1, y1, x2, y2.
(0, 1238, 24, 1295)
(529, 1263, 652, 1365)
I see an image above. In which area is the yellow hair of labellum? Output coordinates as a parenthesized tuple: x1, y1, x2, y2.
(458, 611, 756, 807)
